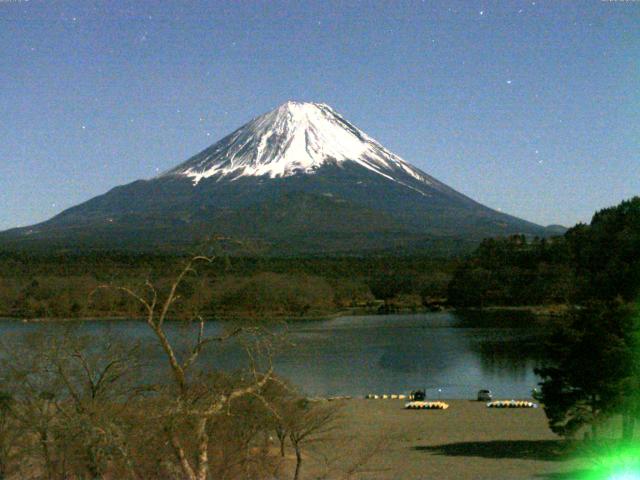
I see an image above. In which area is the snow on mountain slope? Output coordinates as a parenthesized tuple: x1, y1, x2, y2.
(164, 101, 442, 195)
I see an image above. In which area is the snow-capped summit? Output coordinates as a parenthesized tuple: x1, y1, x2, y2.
(165, 101, 437, 192)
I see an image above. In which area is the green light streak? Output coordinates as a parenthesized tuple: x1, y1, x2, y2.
(577, 444, 640, 480)
(577, 301, 640, 480)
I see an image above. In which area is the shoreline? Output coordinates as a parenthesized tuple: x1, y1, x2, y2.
(472, 304, 569, 317)
(0, 304, 569, 323)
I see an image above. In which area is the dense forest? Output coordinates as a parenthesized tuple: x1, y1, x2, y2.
(0, 253, 455, 320)
(444, 196, 640, 445)
(527, 197, 640, 445)
(448, 196, 640, 308)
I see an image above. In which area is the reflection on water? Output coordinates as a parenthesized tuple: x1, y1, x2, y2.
(0, 311, 549, 399)
(473, 336, 545, 378)
(269, 312, 547, 398)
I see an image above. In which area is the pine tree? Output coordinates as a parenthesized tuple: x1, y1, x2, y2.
(535, 303, 636, 439)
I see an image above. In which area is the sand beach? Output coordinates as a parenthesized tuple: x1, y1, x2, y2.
(302, 399, 583, 480)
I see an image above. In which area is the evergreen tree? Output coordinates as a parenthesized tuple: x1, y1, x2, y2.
(535, 303, 636, 438)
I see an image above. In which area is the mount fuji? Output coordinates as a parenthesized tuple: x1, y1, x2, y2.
(1, 101, 550, 254)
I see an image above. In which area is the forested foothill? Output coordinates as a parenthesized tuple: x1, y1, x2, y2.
(0, 253, 455, 320)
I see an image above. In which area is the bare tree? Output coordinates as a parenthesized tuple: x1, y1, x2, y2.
(0, 328, 145, 480)
(261, 378, 299, 459)
(93, 255, 276, 480)
(0, 331, 67, 480)
(285, 400, 341, 480)
(0, 391, 15, 480)
(312, 433, 392, 480)
(48, 331, 144, 479)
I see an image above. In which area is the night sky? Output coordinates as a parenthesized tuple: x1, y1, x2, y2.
(1, 0, 638, 231)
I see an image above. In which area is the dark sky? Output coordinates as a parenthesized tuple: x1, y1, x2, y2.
(1, 0, 638, 230)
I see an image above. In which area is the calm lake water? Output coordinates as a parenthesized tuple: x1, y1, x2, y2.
(0, 311, 547, 399)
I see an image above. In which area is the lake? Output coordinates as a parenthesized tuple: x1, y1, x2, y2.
(0, 311, 547, 399)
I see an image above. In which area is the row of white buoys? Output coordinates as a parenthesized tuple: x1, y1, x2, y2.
(487, 400, 537, 408)
(365, 394, 407, 399)
(405, 401, 449, 410)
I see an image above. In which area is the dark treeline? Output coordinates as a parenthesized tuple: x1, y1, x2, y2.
(447, 235, 572, 307)
(448, 196, 640, 308)
(520, 197, 640, 445)
(0, 253, 456, 319)
(445, 197, 640, 445)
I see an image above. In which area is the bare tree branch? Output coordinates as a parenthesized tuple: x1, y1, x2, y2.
(88, 251, 282, 480)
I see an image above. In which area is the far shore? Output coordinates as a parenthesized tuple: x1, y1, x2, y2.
(472, 304, 569, 317)
(0, 303, 570, 323)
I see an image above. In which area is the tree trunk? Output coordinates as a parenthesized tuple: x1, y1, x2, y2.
(622, 414, 636, 441)
(276, 427, 287, 457)
(195, 417, 210, 480)
(169, 431, 197, 480)
(590, 396, 598, 440)
(293, 444, 302, 480)
(40, 430, 54, 480)
(87, 445, 101, 479)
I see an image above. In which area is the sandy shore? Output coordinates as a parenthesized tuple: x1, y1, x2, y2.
(304, 399, 582, 480)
